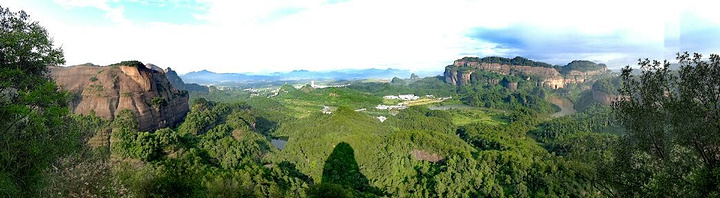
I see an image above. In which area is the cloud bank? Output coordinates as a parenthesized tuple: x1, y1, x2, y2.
(4, 0, 720, 73)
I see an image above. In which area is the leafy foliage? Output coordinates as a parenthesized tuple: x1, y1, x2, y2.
(0, 6, 81, 197)
(461, 85, 558, 114)
(608, 52, 720, 196)
(104, 99, 313, 197)
(348, 76, 456, 97)
(558, 60, 607, 73)
(151, 97, 167, 107)
(457, 56, 554, 68)
(574, 78, 621, 112)
(108, 60, 145, 68)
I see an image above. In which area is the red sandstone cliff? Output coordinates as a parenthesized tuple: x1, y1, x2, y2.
(444, 57, 609, 89)
(50, 63, 189, 132)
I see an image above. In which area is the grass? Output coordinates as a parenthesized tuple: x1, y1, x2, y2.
(382, 98, 402, 105)
(87, 84, 104, 92)
(405, 98, 443, 106)
(275, 87, 383, 119)
(277, 99, 323, 119)
(271, 86, 509, 127)
(448, 109, 507, 126)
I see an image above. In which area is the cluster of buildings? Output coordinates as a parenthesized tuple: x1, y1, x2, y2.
(375, 104, 407, 110)
(311, 81, 350, 89)
(383, 94, 419, 101)
(316, 93, 453, 123)
(267, 88, 282, 98)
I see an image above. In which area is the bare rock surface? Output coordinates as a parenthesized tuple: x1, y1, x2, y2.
(410, 149, 444, 163)
(445, 57, 610, 89)
(50, 64, 189, 132)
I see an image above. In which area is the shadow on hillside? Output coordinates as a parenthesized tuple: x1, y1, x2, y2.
(307, 142, 384, 197)
(255, 116, 278, 135)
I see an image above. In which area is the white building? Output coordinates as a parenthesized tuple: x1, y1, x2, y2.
(398, 94, 419, 101)
(376, 105, 390, 110)
(376, 104, 407, 110)
(322, 106, 332, 114)
(311, 80, 327, 88)
(377, 116, 387, 122)
(383, 95, 400, 100)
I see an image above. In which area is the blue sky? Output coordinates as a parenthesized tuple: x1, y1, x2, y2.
(4, 0, 720, 74)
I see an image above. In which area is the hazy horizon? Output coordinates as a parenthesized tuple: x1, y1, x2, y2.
(5, 0, 720, 74)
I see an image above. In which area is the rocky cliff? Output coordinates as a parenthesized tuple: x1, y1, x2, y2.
(164, 67, 186, 90)
(575, 78, 620, 112)
(444, 57, 609, 89)
(164, 66, 210, 93)
(50, 62, 189, 132)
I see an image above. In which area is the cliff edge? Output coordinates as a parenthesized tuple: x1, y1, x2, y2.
(444, 56, 610, 89)
(50, 61, 189, 132)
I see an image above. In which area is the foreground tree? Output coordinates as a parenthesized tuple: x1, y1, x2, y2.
(610, 52, 720, 196)
(0, 6, 80, 196)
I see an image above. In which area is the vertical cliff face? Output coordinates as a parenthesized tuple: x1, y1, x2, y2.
(164, 67, 186, 90)
(443, 66, 459, 85)
(444, 57, 609, 89)
(50, 63, 189, 132)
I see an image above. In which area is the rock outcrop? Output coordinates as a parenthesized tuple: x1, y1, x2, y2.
(164, 67, 186, 90)
(444, 57, 610, 89)
(164, 67, 210, 93)
(50, 62, 189, 132)
(575, 78, 621, 112)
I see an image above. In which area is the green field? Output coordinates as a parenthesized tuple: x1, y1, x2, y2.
(405, 98, 443, 106)
(447, 108, 507, 126)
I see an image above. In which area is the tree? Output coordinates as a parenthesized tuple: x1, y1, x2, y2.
(0, 6, 79, 196)
(610, 52, 720, 196)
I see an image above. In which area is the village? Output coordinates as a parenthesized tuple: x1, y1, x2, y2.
(320, 93, 452, 123)
(375, 94, 452, 110)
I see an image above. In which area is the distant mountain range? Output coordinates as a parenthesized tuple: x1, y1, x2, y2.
(180, 68, 438, 85)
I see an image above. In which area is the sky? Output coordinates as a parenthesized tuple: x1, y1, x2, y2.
(3, 0, 720, 74)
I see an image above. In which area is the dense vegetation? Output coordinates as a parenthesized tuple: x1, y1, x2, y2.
(460, 86, 557, 114)
(0, 6, 82, 196)
(608, 53, 720, 196)
(450, 70, 558, 114)
(558, 60, 608, 73)
(456, 56, 554, 68)
(348, 76, 456, 97)
(108, 60, 146, 68)
(574, 78, 620, 112)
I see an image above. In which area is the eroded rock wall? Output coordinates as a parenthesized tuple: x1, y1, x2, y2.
(50, 64, 189, 132)
(445, 58, 609, 89)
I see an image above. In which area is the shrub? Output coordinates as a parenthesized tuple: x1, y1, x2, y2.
(109, 60, 144, 68)
(151, 97, 167, 107)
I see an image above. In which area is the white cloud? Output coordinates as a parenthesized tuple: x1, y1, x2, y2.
(4, 0, 720, 73)
(53, 0, 131, 24)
